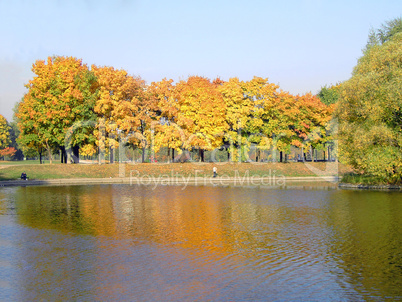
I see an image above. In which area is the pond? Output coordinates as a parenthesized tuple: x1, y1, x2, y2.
(0, 184, 401, 301)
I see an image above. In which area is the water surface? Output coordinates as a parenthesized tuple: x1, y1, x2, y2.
(0, 184, 401, 301)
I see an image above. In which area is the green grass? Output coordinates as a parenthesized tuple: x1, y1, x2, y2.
(0, 160, 42, 165)
(0, 161, 352, 181)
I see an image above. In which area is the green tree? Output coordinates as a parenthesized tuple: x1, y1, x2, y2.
(365, 17, 402, 50)
(336, 29, 402, 183)
(317, 84, 341, 105)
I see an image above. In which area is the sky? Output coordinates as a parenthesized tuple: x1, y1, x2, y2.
(0, 0, 401, 122)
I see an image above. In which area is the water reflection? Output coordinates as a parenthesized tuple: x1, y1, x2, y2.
(326, 190, 402, 299)
(0, 185, 401, 301)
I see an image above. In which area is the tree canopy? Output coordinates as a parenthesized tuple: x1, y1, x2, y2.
(365, 17, 402, 50)
(14, 56, 335, 164)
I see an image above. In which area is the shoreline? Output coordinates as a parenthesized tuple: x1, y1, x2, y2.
(338, 182, 402, 191)
(0, 176, 340, 188)
(2, 177, 401, 191)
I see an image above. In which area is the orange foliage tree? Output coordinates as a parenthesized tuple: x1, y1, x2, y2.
(0, 147, 16, 160)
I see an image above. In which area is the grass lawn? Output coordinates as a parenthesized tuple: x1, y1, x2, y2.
(0, 160, 42, 165)
(0, 161, 353, 181)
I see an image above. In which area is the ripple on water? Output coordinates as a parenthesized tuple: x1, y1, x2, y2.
(0, 184, 401, 301)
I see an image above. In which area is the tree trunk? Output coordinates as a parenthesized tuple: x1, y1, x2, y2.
(67, 149, 72, 164)
(199, 149, 205, 162)
(328, 146, 331, 162)
(279, 151, 283, 163)
(310, 146, 314, 162)
(167, 148, 170, 163)
(142, 147, 146, 163)
(99, 149, 102, 164)
(72, 145, 80, 163)
(256, 149, 260, 162)
(110, 146, 114, 164)
(45, 141, 52, 164)
(172, 148, 175, 163)
(60, 147, 65, 163)
(39, 151, 42, 164)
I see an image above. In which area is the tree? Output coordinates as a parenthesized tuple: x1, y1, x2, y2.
(16, 94, 47, 163)
(0, 147, 16, 160)
(9, 102, 24, 160)
(92, 65, 148, 163)
(366, 17, 402, 50)
(220, 77, 334, 162)
(336, 28, 402, 183)
(219, 77, 253, 161)
(242, 77, 282, 161)
(295, 93, 334, 161)
(17, 56, 98, 164)
(0, 114, 11, 150)
(317, 84, 341, 105)
(148, 78, 183, 162)
(174, 76, 228, 162)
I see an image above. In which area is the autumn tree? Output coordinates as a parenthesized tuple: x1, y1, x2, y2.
(0, 147, 16, 160)
(218, 77, 253, 161)
(17, 56, 98, 164)
(242, 77, 291, 162)
(219, 77, 334, 163)
(295, 93, 334, 161)
(336, 28, 402, 183)
(148, 78, 183, 162)
(92, 65, 149, 163)
(175, 76, 228, 162)
(0, 114, 11, 152)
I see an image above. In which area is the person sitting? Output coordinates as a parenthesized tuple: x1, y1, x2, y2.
(21, 172, 27, 180)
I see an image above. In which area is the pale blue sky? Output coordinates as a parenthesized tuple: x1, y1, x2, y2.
(0, 0, 401, 121)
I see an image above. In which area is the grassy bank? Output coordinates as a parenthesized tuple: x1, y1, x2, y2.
(341, 173, 401, 186)
(0, 161, 352, 181)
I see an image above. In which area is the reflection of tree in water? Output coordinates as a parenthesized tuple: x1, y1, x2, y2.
(11, 185, 402, 300)
(15, 185, 105, 235)
(14, 185, 292, 256)
(326, 190, 402, 300)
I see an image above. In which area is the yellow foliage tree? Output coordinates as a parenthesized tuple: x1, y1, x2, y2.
(175, 76, 228, 162)
(0, 114, 11, 150)
(92, 65, 150, 163)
